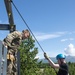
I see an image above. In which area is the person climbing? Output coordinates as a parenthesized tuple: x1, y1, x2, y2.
(3, 29, 30, 75)
(44, 53, 69, 75)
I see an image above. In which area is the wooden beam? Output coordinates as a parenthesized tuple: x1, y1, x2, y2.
(4, 0, 14, 25)
(0, 24, 16, 31)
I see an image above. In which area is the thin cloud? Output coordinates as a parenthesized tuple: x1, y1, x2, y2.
(61, 39, 68, 42)
(61, 38, 74, 42)
(36, 34, 60, 41)
(33, 31, 66, 41)
(68, 31, 75, 34)
(69, 38, 74, 41)
(64, 44, 75, 56)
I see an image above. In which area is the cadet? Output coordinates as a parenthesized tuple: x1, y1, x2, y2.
(44, 53, 69, 75)
(3, 29, 30, 75)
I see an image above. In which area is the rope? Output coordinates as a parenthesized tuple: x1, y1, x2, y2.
(10, 1, 58, 74)
(11, 1, 45, 53)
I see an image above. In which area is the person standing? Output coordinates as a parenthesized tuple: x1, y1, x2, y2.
(44, 53, 69, 75)
(3, 29, 30, 75)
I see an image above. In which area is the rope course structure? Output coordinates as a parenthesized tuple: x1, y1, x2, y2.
(0, 0, 58, 75)
(11, 1, 58, 74)
(0, 0, 45, 75)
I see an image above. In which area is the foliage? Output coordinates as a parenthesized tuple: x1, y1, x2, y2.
(43, 66, 56, 75)
(68, 62, 75, 75)
(38, 62, 75, 75)
(19, 36, 75, 75)
(19, 36, 40, 75)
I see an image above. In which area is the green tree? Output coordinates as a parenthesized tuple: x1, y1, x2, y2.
(37, 63, 57, 75)
(44, 66, 56, 75)
(68, 62, 75, 75)
(19, 36, 40, 75)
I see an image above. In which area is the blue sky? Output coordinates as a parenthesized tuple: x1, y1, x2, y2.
(0, 0, 75, 59)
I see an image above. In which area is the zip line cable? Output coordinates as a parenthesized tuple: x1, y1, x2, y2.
(11, 1, 45, 53)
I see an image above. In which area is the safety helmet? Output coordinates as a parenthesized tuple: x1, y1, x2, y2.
(56, 54, 66, 60)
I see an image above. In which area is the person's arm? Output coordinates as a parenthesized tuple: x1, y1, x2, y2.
(3, 31, 21, 47)
(44, 53, 60, 68)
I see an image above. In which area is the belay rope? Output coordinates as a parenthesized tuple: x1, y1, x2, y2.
(11, 0, 57, 74)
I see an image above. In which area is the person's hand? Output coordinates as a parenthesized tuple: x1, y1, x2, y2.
(2, 42, 8, 48)
(44, 52, 49, 60)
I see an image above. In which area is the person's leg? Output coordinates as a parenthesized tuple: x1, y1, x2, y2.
(7, 60, 13, 75)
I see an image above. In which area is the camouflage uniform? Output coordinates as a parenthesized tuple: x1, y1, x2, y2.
(3, 31, 22, 75)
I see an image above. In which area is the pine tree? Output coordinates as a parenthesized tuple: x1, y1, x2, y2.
(19, 36, 40, 75)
